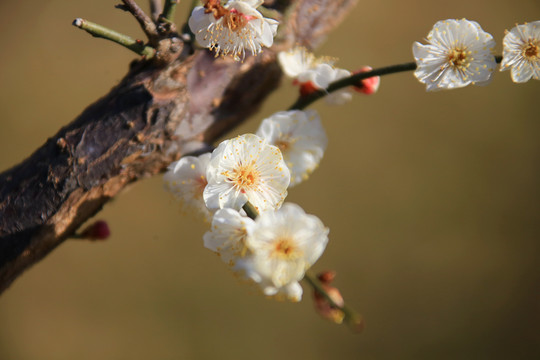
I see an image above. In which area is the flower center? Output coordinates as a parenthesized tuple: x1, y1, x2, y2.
(204, 1, 250, 33)
(272, 237, 300, 260)
(448, 47, 469, 68)
(230, 161, 259, 193)
(523, 40, 539, 60)
(275, 139, 290, 152)
(223, 9, 249, 33)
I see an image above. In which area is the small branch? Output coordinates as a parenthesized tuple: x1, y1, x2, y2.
(161, 0, 180, 22)
(303, 272, 364, 331)
(150, 0, 163, 21)
(72, 18, 156, 58)
(289, 54, 505, 111)
(121, 0, 159, 40)
(289, 61, 417, 110)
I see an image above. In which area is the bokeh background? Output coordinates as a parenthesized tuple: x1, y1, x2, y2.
(1, 0, 539, 359)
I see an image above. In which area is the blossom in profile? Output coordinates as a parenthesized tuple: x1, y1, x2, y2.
(203, 134, 290, 212)
(188, 0, 279, 60)
(256, 110, 327, 186)
(278, 46, 352, 102)
(164, 153, 213, 221)
(412, 19, 496, 91)
(500, 21, 540, 83)
(236, 203, 329, 302)
(203, 208, 255, 266)
(324, 67, 353, 105)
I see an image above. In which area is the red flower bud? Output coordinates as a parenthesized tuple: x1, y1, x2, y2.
(80, 220, 110, 240)
(353, 66, 380, 95)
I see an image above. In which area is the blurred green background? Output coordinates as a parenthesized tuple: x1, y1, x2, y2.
(1, 1, 539, 359)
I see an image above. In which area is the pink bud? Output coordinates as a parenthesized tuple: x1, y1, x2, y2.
(80, 220, 110, 240)
(353, 66, 380, 95)
(313, 271, 346, 324)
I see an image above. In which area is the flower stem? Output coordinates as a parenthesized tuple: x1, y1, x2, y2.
(242, 201, 259, 220)
(303, 272, 364, 332)
(72, 18, 156, 58)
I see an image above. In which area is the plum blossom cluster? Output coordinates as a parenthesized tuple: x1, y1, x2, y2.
(165, 13, 538, 317)
(188, 0, 278, 60)
(413, 19, 539, 91)
(165, 109, 330, 301)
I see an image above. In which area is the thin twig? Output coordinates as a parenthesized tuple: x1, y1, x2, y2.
(288, 55, 505, 111)
(72, 18, 156, 58)
(288, 62, 417, 110)
(303, 272, 364, 332)
(150, 0, 163, 21)
(121, 0, 159, 39)
(161, 0, 180, 22)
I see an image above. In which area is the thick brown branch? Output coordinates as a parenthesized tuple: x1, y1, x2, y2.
(0, 0, 358, 294)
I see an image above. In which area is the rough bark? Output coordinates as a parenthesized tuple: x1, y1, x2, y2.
(0, 0, 358, 294)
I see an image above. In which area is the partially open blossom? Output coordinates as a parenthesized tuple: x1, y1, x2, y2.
(324, 67, 353, 105)
(278, 46, 352, 102)
(353, 66, 380, 95)
(413, 19, 496, 91)
(203, 134, 290, 212)
(164, 153, 212, 221)
(256, 110, 327, 186)
(236, 203, 329, 302)
(188, 0, 278, 60)
(278, 46, 321, 78)
(500, 21, 540, 83)
(203, 208, 255, 266)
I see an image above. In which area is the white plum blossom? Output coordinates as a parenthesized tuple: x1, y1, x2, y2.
(324, 67, 353, 105)
(163, 153, 213, 221)
(203, 208, 255, 266)
(188, 0, 278, 60)
(278, 46, 352, 103)
(278, 47, 336, 87)
(413, 19, 496, 91)
(256, 110, 327, 186)
(203, 133, 290, 212)
(236, 203, 329, 302)
(278, 46, 319, 78)
(500, 21, 540, 83)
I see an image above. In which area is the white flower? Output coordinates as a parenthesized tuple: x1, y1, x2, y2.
(324, 67, 353, 105)
(203, 208, 255, 266)
(163, 153, 212, 221)
(188, 0, 279, 60)
(413, 19, 496, 91)
(278, 47, 334, 80)
(236, 203, 329, 302)
(203, 133, 290, 212)
(500, 21, 540, 83)
(278, 46, 352, 101)
(256, 110, 327, 186)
